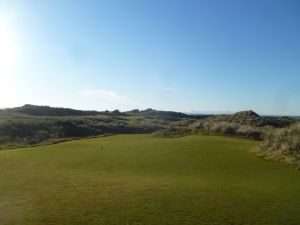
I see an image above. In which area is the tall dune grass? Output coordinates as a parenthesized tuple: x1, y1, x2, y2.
(190, 121, 264, 140)
(256, 122, 300, 168)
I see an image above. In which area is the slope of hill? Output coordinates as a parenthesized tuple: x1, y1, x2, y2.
(2, 105, 202, 119)
(126, 108, 208, 120)
(200, 110, 294, 127)
(3, 104, 103, 117)
(201, 110, 264, 126)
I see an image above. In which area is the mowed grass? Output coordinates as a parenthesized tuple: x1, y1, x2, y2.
(0, 135, 300, 225)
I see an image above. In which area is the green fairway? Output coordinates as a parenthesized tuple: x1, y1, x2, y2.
(0, 135, 300, 225)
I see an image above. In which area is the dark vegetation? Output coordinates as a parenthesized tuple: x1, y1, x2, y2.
(0, 116, 160, 147)
(0, 105, 172, 148)
(0, 116, 166, 148)
(1, 104, 299, 168)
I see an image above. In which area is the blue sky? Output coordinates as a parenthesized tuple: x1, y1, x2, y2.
(0, 0, 299, 115)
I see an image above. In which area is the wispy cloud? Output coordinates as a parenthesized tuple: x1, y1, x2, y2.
(79, 89, 144, 111)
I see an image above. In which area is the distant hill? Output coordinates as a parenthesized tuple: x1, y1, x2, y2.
(0, 105, 296, 149)
(126, 108, 209, 120)
(127, 108, 188, 118)
(1, 104, 207, 120)
(3, 104, 103, 117)
(1, 105, 295, 126)
(231, 110, 264, 126)
(203, 110, 294, 127)
(201, 110, 263, 126)
(2, 105, 200, 119)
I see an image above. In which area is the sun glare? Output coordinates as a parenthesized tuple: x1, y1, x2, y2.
(0, 20, 15, 86)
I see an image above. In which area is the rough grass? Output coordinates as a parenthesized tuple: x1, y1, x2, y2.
(255, 122, 300, 168)
(1, 135, 300, 225)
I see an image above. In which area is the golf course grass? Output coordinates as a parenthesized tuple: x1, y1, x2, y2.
(0, 134, 300, 225)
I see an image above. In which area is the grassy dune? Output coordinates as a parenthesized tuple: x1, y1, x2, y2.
(0, 135, 300, 225)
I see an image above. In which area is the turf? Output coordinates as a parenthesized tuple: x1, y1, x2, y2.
(0, 134, 300, 225)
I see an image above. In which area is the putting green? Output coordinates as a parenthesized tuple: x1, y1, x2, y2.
(0, 134, 300, 225)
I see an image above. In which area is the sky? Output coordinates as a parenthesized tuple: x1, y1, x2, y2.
(0, 0, 299, 115)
